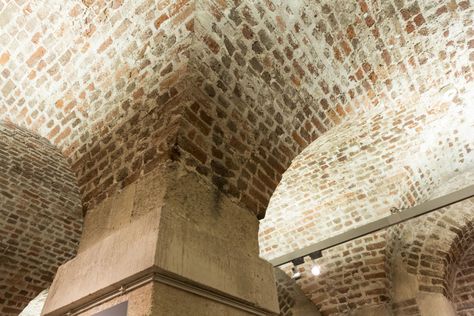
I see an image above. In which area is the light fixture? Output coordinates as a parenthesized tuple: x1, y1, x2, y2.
(311, 264, 321, 276)
(286, 250, 323, 278)
(309, 250, 322, 276)
(291, 257, 305, 266)
(290, 257, 304, 280)
(291, 266, 301, 280)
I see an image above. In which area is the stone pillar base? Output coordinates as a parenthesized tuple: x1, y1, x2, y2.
(65, 272, 272, 316)
(42, 163, 279, 315)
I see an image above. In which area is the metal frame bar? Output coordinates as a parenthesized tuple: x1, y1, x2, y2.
(270, 184, 474, 267)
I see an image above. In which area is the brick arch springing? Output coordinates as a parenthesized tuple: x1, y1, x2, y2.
(453, 243, 474, 315)
(392, 198, 474, 299)
(445, 203, 474, 315)
(287, 231, 391, 315)
(0, 121, 82, 316)
(0, 0, 194, 212)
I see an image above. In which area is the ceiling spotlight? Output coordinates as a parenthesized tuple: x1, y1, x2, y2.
(286, 250, 323, 278)
(311, 264, 321, 276)
(309, 250, 322, 276)
(291, 266, 301, 280)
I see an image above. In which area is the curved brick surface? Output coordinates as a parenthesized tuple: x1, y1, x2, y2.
(454, 244, 474, 316)
(0, 122, 82, 316)
(2, 0, 472, 215)
(0, 0, 473, 314)
(260, 101, 474, 260)
(270, 198, 474, 315)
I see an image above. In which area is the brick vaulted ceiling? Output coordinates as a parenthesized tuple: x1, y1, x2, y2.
(1, 0, 473, 314)
(1, 0, 472, 215)
(259, 98, 474, 260)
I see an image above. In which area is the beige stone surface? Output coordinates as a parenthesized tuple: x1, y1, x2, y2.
(43, 209, 160, 315)
(391, 258, 418, 303)
(78, 164, 170, 253)
(154, 170, 278, 312)
(43, 164, 279, 315)
(349, 304, 390, 316)
(417, 292, 456, 316)
(79, 182, 137, 252)
(77, 281, 260, 316)
(79, 283, 154, 316)
(151, 282, 255, 316)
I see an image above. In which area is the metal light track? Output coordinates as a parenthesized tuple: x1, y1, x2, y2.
(269, 184, 474, 267)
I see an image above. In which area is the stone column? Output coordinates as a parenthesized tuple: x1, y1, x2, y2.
(42, 162, 279, 316)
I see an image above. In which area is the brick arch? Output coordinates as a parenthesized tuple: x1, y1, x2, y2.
(453, 242, 474, 315)
(446, 203, 474, 309)
(265, 199, 474, 316)
(0, 0, 195, 212)
(3, 0, 473, 218)
(257, 98, 472, 314)
(259, 99, 473, 260)
(0, 121, 82, 316)
(183, 0, 474, 217)
(391, 198, 474, 300)
(282, 231, 392, 315)
(0, 0, 193, 157)
(274, 268, 321, 315)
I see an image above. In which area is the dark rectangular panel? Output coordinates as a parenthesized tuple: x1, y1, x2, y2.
(92, 301, 128, 316)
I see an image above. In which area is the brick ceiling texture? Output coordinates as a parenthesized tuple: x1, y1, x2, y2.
(1, 0, 473, 314)
(0, 122, 82, 315)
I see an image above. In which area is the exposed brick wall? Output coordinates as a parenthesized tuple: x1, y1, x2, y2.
(1, 0, 473, 313)
(260, 100, 473, 260)
(269, 199, 474, 315)
(396, 198, 474, 297)
(280, 231, 390, 315)
(276, 271, 300, 316)
(430, 170, 474, 198)
(0, 0, 194, 210)
(276, 280, 295, 316)
(392, 298, 421, 315)
(0, 0, 193, 156)
(274, 198, 474, 315)
(454, 245, 474, 315)
(274, 268, 321, 316)
(2, 0, 472, 217)
(0, 122, 82, 316)
(185, 0, 474, 216)
(71, 89, 187, 210)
